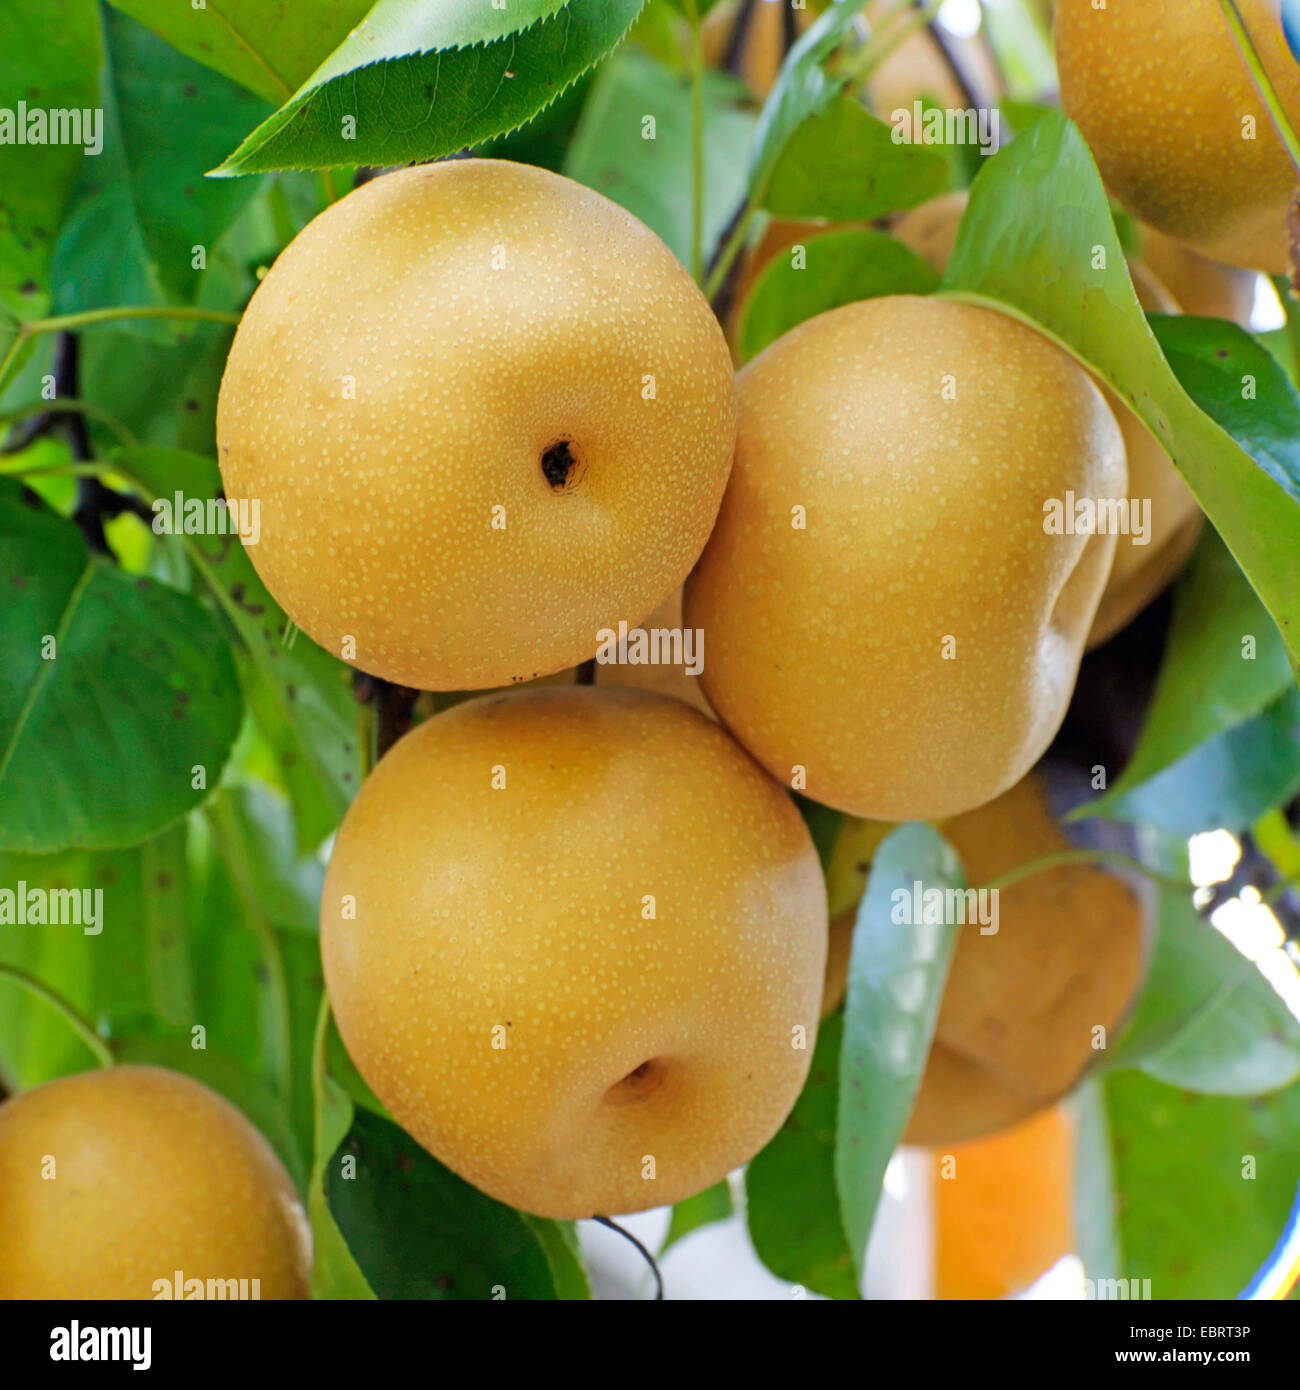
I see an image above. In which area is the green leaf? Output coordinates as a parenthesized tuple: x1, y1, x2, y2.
(745, 0, 868, 197)
(51, 7, 271, 325)
(661, 1180, 733, 1254)
(107, 0, 372, 105)
(736, 226, 940, 362)
(110, 446, 361, 839)
(1110, 886, 1300, 1096)
(1073, 1080, 1123, 1283)
(563, 48, 756, 268)
(520, 1216, 592, 1299)
(746, 1010, 858, 1300)
(942, 113, 1300, 675)
(326, 1106, 564, 1300)
(0, 0, 102, 315)
(215, 0, 646, 176)
(1096, 688, 1300, 835)
(1152, 315, 1300, 511)
(0, 828, 190, 1089)
(0, 494, 242, 853)
(1083, 532, 1293, 821)
(1105, 1071, 1300, 1299)
(836, 822, 962, 1279)
(791, 792, 843, 875)
(309, 1069, 376, 1300)
(762, 96, 951, 221)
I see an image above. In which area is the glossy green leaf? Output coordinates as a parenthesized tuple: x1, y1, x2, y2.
(1109, 886, 1300, 1096)
(107, 0, 372, 105)
(564, 48, 756, 268)
(215, 0, 646, 176)
(1084, 533, 1294, 821)
(942, 113, 1300, 675)
(1105, 1071, 1300, 1299)
(1097, 688, 1300, 835)
(1153, 315, 1300, 510)
(0, 0, 101, 315)
(762, 96, 951, 221)
(0, 494, 242, 852)
(837, 822, 962, 1279)
(326, 1106, 564, 1300)
(746, 1010, 858, 1300)
(736, 226, 940, 362)
(309, 1069, 376, 1300)
(51, 7, 271, 325)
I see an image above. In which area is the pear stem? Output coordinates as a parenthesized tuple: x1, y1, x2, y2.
(977, 848, 1193, 897)
(591, 1214, 665, 1299)
(0, 305, 241, 394)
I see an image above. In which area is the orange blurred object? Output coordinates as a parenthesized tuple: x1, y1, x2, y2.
(932, 1105, 1076, 1300)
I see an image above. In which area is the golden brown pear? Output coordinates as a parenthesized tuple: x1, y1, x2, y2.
(217, 160, 736, 691)
(685, 295, 1126, 822)
(321, 686, 826, 1219)
(819, 773, 1146, 1144)
(1138, 224, 1260, 326)
(1055, 0, 1300, 274)
(893, 193, 1205, 647)
(0, 1066, 311, 1299)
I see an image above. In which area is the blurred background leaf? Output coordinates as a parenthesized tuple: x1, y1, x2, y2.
(564, 48, 756, 268)
(0, 0, 101, 316)
(51, 6, 272, 334)
(107, 0, 372, 105)
(1105, 1071, 1300, 1299)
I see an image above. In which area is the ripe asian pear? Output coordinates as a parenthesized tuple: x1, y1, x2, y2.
(217, 160, 736, 691)
(320, 686, 827, 1220)
(819, 772, 1147, 1145)
(0, 1066, 311, 1299)
(892, 192, 1204, 648)
(1054, 0, 1300, 274)
(684, 295, 1127, 822)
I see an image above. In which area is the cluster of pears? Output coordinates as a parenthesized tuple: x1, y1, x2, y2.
(210, 153, 1152, 1222)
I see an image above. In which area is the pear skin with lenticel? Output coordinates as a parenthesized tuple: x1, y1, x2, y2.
(321, 686, 827, 1220)
(684, 294, 1127, 822)
(217, 159, 736, 692)
(0, 1066, 311, 1299)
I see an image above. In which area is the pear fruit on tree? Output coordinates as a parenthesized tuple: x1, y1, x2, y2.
(685, 295, 1127, 822)
(822, 771, 1147, 1145)
(321, 686, 827, 1220)
(1055, 0, 1300, 274)
(0, 1067, 312, 1299)
(891, 191, 1204, 648)
(217, 161, 736, 691)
